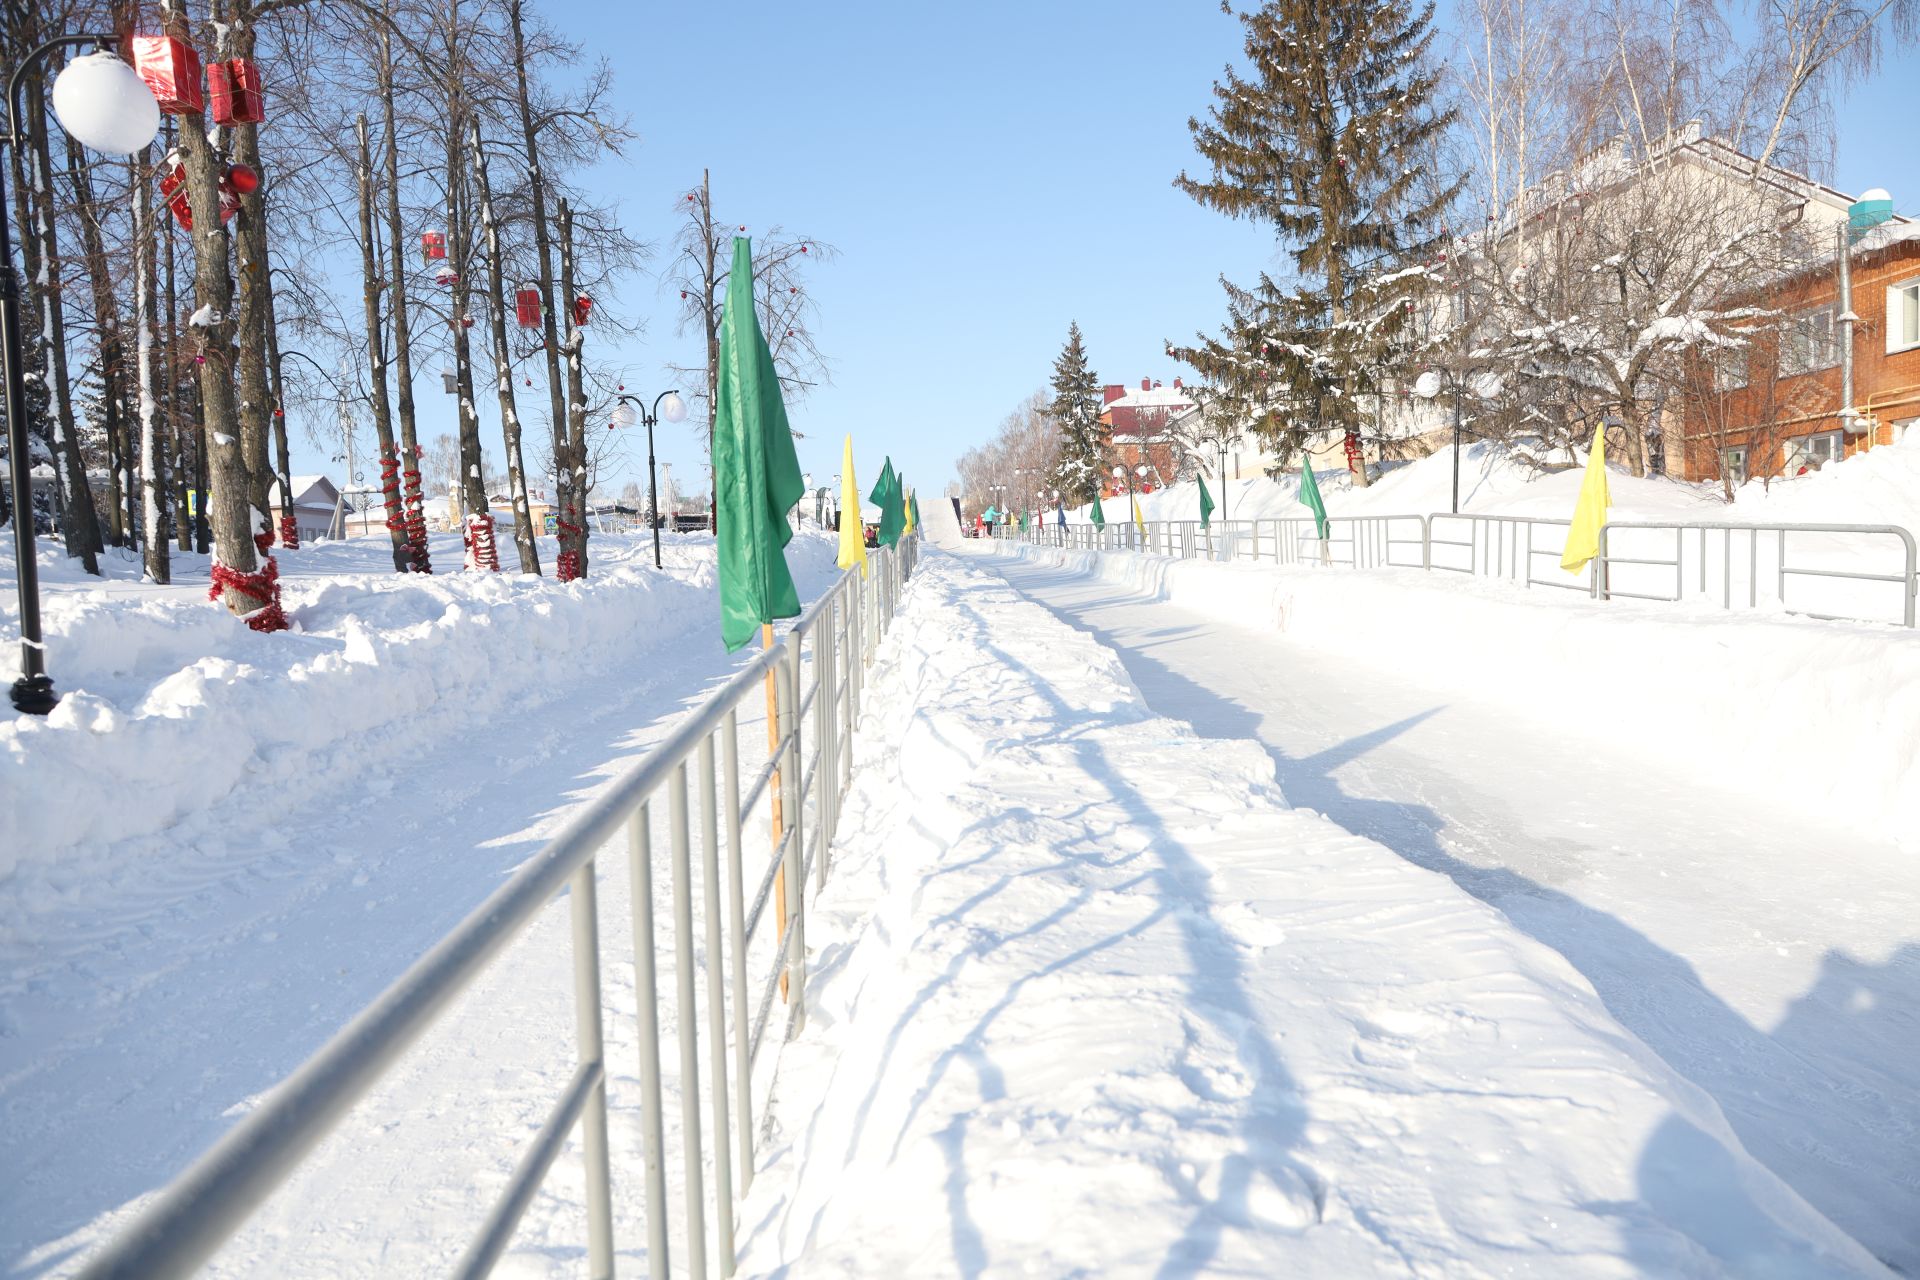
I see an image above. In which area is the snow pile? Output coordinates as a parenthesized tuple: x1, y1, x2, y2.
(0, 530, 841, 908)
(1074, 430, 1920, 534)
(997, 541, 1920, 850)
(737, 548, 1884, 1276)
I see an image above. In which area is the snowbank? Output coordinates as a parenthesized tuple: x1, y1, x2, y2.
(1069, 431, 1920, 533)
(738, 548, 1885, 1276)
(0, 531, 841, 908)
(996, 541, 1920, 851)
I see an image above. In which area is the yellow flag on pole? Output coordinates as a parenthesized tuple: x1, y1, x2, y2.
(837, 435, 868, 577)
(903, 485, 916, 535)
(1561, 422, 1610, 573)
(1132, 493, 1146, 537)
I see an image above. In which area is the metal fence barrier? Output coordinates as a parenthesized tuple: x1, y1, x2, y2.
(1597, 521, 1918, 628)
(1017, 511, 1918, 628)
(79, 534, 921, 1280)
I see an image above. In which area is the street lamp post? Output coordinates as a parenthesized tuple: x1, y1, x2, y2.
(610, 389, 688, 568)
(4, 37, 160, 714)
(1414, 367, 1501, 515)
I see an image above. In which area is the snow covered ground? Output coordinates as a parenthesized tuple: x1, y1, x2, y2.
(978, 537, 1920, 1272)
(0, 529, 841, 1276)
(735, 547, 1890, 1276)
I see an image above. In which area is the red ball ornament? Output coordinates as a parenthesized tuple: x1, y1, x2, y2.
(226, 162, 260, 194)
(800, 245, 808, 254)
(738, 225, 746, 231)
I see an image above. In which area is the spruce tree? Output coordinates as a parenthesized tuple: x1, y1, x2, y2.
(1174, 0, 1456, 486)
(1047, 321, 1106, 502)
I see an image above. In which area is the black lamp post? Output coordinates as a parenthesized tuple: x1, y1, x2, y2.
(610, 389, 687, 569)
(4, 35, 161, 714)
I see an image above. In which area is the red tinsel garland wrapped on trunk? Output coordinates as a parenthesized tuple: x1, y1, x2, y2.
(210, 555, 288, 632)
(463, 512, 500, 572)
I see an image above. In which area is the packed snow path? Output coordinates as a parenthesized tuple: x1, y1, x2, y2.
(974, 543, 1920, 1273)
(737, 547, 1883, 1277)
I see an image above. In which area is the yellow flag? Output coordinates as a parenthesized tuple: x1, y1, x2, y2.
(1132, 493, 1146, 536)
(1561, 422, 1610, 573)
(903, 486, 916, 535)
(837, 435, 868, 577)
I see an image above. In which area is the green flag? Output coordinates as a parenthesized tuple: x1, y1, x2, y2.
(1019, 508, 1030, 533)
(1090, 491, 1106, 530)
(910, 494, 921, 530)
(870, 458, 906, 546)
(713, 237, 804, 652)
(1198, 476, 1215, 529)
(1298, 462, 1329, 540)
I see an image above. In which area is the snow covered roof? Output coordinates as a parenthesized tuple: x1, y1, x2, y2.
(1104, 385, 1197, 412)
(268, 474, 340, 508)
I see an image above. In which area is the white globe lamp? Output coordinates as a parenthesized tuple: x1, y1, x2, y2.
(1412, 370, 1443, 400)
(609, 402, 637, 429)
(658, 391, 688, 424)
(1470, 371, 1505, 400)
(50, 52, 160, 156)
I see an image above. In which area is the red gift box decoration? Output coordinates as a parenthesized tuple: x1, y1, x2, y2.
(207, 58, 264, 127)
(572, 295, 592, 326)
(421, 231, 446, 261)
(515, 287, 542, 328)
(129, 35, 203, 115)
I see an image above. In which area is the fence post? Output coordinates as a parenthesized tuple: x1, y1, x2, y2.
(721, 711, 754, 1195)
(695, 734, 735, 1273)
(666, 764, 708, 1279)
(627, 809, 671, 1279)
(568, 861, 615, 1279)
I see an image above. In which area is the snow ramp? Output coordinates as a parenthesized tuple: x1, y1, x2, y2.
(736, 546, 1886, 1276)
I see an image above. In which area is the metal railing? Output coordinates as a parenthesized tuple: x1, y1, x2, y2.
(1597, 521, 1917, 627)
(1428, 512, 1594, 593)
(79, 533, 920, 1280)
(1018, 511, 1917, 628)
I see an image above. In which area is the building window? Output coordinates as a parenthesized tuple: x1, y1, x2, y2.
(1722, 446, 1748, 486)
(1779, 307, 1838, 377)
(1891, 280, 1920, 353)
(1784, 430, 1843, 473)
(1715, 347, 1749, 392)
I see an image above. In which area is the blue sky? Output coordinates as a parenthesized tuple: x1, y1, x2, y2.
(284, 1, 1918, 506)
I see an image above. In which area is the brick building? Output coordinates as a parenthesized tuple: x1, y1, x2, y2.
(1677, 215, 1920, 484)
(1100, 378, 1196, 491)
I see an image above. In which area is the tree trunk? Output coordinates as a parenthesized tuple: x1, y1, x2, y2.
(443, 102, 489, 540)
(133, 144, 170, 583)
(379, 28, 430, 572)
(227, 22, 278, 547)
(470, 120, 540, 573)
(261, 232, 296, 549)
(557, 197, 590, 577)
(66, 135, 126, 547)
(703, 168, 720, 528)
(508, 0, 573, 559)
(23, 76, 102, 569)
(174, 54, 264, 615)
(356, 115, 410, 571)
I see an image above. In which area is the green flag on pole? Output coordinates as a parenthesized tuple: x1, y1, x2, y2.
(1090, 491, 1106, 530)
(1019, 508, 1029, 533)
(713, 237, 805, 653)
(1198, 476, 1215, 529)
(1298, 462, 1329, 540)
(870, 458, 906, 546)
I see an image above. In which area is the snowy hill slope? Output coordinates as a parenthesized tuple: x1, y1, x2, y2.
(739, 548, 1886, 1277)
